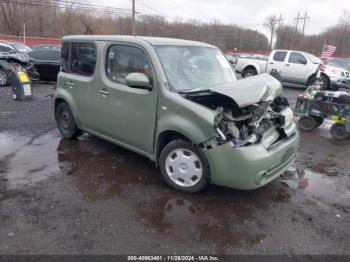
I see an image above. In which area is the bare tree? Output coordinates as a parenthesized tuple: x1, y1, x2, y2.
(0, 1, 21, 35)
(264, 15, 278, 50)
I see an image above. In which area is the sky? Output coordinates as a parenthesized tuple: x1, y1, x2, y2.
(98, 0, 349, 38)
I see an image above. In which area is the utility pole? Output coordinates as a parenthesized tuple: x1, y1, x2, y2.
(132, 0, 136, 36)
(301, 11, 310, 36)
(294, 12, 302, 32)
(277, 14, 283, 28)
(268, 15, 283, 50)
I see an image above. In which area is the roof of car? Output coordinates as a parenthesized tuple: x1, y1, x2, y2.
(62, 35, 216, 48)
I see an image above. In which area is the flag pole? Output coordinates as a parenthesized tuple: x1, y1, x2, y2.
(321, 40, 326, 57)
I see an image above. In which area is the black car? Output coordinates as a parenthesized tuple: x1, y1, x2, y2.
(31, 44, 61, 51)
(29, 50, 61, 81)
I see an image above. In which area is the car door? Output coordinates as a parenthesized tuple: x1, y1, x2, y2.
(282, 52, 308, 84)
(59, 41, 98, 130)
(96, 43, 157, 155)
(266, 51, 288, 80)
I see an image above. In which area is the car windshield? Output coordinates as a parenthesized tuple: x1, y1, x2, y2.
(155, 46, 237, 92)
(10, 42, 32, 53)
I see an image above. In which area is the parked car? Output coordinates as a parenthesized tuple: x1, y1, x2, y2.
(0, 40, 39, 86)
(234, 49, 350, 90)
(320, 58, 350, 89)
(29, 50, 61, 81)
(31, 44, 61, 51)
(322, 58, 350, 71)
(55, 35, 299, 193)
(225, 54, 236, 65)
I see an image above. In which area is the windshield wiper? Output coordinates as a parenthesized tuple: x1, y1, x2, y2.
(178, 88, 212, 94)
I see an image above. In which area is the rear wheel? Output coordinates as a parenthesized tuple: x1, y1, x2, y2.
(55, 102, 82, 138)
(330, 123, 349, 140)
(242, 68, 257, 78)
(0, 68, 9, 87)
(159, 140, 210, 193)
(298, 116, 316, 131)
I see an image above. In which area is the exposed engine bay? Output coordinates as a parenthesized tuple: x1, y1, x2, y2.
(182, 91, 292, 147)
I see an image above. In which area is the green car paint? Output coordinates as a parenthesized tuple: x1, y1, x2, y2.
(55, 35, 299, 190)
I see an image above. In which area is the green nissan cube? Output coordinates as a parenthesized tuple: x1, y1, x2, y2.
(55, 35, 299, 193)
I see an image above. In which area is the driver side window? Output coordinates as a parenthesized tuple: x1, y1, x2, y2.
(106, 45, 152, 85)
(288, 52, 307, 64)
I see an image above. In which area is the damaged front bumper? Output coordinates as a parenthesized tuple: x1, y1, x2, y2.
(204, 123, 299, 190)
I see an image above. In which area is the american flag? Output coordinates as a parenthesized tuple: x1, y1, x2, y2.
(321, 44, 336, 57)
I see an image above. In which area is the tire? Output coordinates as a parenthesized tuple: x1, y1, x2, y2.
(312, 116, 324, 127)
(242, 68, 257, 78)
(320, 74, 330, 90)
(298, 116, 316, 131)
(330, 123, 349, 141)
(0, 68, 9, 87)
(55, 102, 82, 139)
(159, 140, 210, 193)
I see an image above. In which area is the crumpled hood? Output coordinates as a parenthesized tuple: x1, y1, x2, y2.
(209, 73, 283, 108)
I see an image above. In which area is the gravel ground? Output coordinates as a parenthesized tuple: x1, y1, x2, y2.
(0, 83, 349, 255)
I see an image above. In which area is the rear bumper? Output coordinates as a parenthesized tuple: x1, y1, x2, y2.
(204, 123, 299, 190)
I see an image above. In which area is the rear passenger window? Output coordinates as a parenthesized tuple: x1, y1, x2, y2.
(273, 51, 287, 62)
(71, 43, 96, 76)
(106, 45, 152, 85)
(61, 42, 69, 73)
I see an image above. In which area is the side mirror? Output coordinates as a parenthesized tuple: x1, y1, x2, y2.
(299, 59, 307, 65)
(125, 72, 152, 90)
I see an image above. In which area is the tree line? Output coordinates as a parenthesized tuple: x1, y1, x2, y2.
(0, 0, 268, 51)
(0, 0, 349, 56)
(270, 11, 350, 56)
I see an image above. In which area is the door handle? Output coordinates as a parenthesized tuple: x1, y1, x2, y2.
(66, 81, 75, 88)
(269, 62, 274, 64)
(285, 64, 290, 66)
(99, 89, 109, 95)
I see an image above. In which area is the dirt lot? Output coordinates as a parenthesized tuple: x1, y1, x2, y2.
(0, 83, 350, 255)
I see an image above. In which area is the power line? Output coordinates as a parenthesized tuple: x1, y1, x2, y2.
(2, 0, 133, 16)
(136, 0, 174, 20)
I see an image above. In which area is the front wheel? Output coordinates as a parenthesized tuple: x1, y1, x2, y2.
(320, 74, 330, 90)
(55, 102, 82, 139)
(330, 123, 349, 140)
(0, 68, 9, 87)
(159, 140, 210, 193)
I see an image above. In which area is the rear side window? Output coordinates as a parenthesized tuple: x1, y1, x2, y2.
(288, 52, 307, 64)
(105, 45, 152, 85)
(0, 44, 13, 53)
(71, 43, 96, 76)
(273, 51, 287, 62)
(61, 42, 69, 72)
(30, 50, 61, 61)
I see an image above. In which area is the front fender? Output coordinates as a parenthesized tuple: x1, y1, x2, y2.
(156, 115, 216, 146)
(155, 90, 218, 146)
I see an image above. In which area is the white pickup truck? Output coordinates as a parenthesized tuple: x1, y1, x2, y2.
(234, 49, 350, 90)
